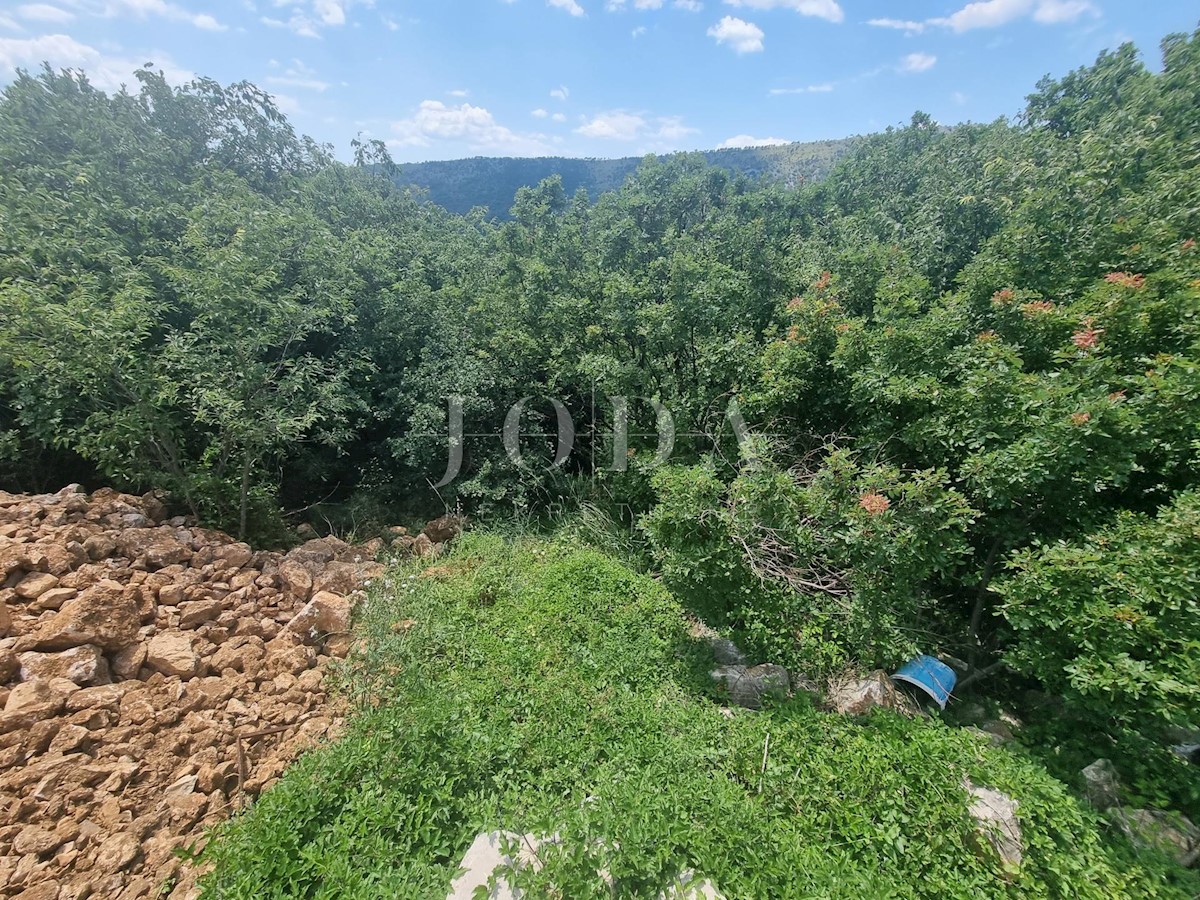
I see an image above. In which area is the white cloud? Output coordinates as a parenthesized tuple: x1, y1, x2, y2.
(548, 0, 585, 14)
(575, 109, 697, 143)
(0, 16, 20, 30)
(718, 134, 788, 148)
(866, 17, 923, 34)
(16, 4, 75, 23)
(390, 100, 552, 156)
(313, 0, 344, 25)
(0, 33, 192, 91)
(655, 115, 696, 140)
(930, 0, 1094, 32)
(931, 0, 1032, 31)
(258, 0, 365, 37)
(531, 107, 549, 117)
(448, 88, 469, 97)
(607, 0, 702, 8)
(901, 52, 936, 72)
(721, 0, 842, 24)
(267, 58, 328, 91)
(576, 109, 644, 140)
(632, 24, 646, 36)
(101, 0, 228, 31)
(268, 90, 302, 116)
(1032, 0, 1094, 23)
(769, 82, 832, 94)
(707, 15, 763, 53)
(550, 84, 569, 100)
(551, 112, 566, 122)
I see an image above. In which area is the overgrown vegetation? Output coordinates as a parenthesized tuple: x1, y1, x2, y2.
(2, 23, 1199, 865)
(200, 536, 1196, 898)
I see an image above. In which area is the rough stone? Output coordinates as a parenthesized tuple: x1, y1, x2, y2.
(411, 534, 442, 559)
(5, 679, 65, 715)
(146, 632, 201, 679)
(13, 826, 63, 857)
(1082, 759, 1121, 811)
(312, 562, 358, 596)
(82, 534, 117, 561)
(111, 642, 148, 679)
(145, 536, 192, 569)
(0, 486, 370, 897)
(1108, 808, 1199, 866)
(65, 683, 129, 713)
(20, 581, 140, 652)
(967, 781, 1023, 871)
(828, 670, 918, 717)
(277, 560, 312, 602)
(14, 572, 59, 600)
(94, 832, 141, 874)
(34, 587, 77, 611)
(19, 645, 110, 686)
(179, 599, 223, 629)
(423, 513, 466, 544)
(0, 648, 17, 683)
(284, 591, 352, 644)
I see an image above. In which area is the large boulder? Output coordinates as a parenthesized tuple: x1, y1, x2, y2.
(0, 544, 48, 579)
(827, 670, 918, 716)
(423, 513, 466, 544)
(14, 572, 59, 600)
(178, 599, 223, 629)
(312, 562, 359, 596)
(967, 781, 1023, 872)
(284, 591, 352, 645)
(277, 559, 313, 602)
(1082, 759, 1121, 811)
(18, 645, 110, 686)
(146, 632, 202, 679)
(411, 534, 443, 559)
(18, 580, 140, 652)
(1108, 808, 1199, 866)
(82, 533, 117, 561)
(144, 536, 193, 570)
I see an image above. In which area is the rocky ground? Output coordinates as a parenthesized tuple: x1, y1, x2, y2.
(0, 486, 456, 900)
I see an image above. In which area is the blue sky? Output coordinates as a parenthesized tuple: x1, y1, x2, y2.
(0, 1, 1196, 162)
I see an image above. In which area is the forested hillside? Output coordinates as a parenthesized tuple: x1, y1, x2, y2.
(1, 24, 1200, 891)
(391, 137, 856, 216)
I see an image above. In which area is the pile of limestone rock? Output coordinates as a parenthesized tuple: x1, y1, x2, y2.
(0, 486, 448, 900)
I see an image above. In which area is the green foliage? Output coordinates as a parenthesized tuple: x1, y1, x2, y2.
(200, 536, 1189, 898)
(642, 449, 976, 673)
(997, 492, 1200, 735)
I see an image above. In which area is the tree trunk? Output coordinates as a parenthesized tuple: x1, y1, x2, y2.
(239, 452, 253, 541)
(969, 536, 1005, 669)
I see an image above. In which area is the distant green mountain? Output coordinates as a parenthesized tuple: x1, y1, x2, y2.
(392, 138, 858, 217)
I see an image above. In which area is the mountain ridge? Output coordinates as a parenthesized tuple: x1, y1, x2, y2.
(391, 137, 859, 217)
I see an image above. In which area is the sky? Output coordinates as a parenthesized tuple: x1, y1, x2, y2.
(0, 1, 1196, 162)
